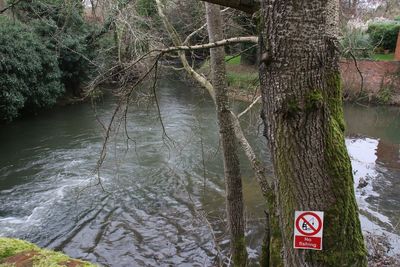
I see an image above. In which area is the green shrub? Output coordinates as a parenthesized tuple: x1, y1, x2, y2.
(376, 87, 393, 104)
(367, 21, 400, 51)
(0, 17, 63, 122)
(340, 26, 373, 58)
(15, 0, 95, 94)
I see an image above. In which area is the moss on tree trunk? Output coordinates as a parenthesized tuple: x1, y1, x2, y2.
(258, 0, 367, 265)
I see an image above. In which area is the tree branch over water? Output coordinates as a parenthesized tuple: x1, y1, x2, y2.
(87, 36, 258, 92)
(158, 36, 258, 53)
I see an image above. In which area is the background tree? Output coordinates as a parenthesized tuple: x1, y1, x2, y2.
(154, 1, 272, 264)
(205, 3, 247, 265)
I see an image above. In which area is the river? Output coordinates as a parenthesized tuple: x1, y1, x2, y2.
(0, 77, 399, 266)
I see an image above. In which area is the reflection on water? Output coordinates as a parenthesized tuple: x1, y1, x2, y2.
(345, 103, 400, 144)
(0, 82, 399, 266)
(345, 103, 400, 254)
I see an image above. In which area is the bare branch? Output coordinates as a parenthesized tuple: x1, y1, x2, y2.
(160, 36, 258, 53)
(183, 7, 230, 45)
(183, 23, 208, 45)
(0, 0, 22, 13)
(230, 111, 271, 192)
(156, 0, 216, 101)
(156, 0, 271, 195)
(347, 50, 364, 94)
(237, 96, 261, 119)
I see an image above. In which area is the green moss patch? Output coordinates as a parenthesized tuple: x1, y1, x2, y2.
(0, 238, 96, 267)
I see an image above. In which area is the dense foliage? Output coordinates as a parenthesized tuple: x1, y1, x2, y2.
(0, 17, 63, 122)
(136, 0, 157, 17)
(15, 0, 95, 93)
(0, 0, 108, 122)
(367, 21, 400, 51)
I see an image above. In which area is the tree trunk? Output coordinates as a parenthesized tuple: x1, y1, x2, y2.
(202, 0, 259, 13)
(205, 3, 247, 265)
(258, 0, 367, 266)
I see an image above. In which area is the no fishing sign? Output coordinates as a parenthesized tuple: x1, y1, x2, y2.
(294, 211, 324, 250)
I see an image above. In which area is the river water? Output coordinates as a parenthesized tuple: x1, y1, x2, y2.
(0, 77, 399, 266)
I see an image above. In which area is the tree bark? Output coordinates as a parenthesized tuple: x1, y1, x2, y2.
(258, 0, 367, 266)
(205, 3, 247, 265)
(201, 0, 259, 14)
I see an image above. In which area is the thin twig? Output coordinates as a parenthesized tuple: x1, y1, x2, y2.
(225, 44, 258, 64)
(151, 55, 174, 144)
(347, 50, 364, 94)
(0, 0, 22, 13)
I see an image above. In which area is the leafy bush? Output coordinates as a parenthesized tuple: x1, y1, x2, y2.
(376, 87, 393, 104)
(0, 17, 64, 122)
(340, 26, 373, 58)
(15, 0, 95, 94)
(367, 22, 400, 51)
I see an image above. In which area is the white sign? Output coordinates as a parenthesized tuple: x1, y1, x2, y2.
(293, 211, 324, 250)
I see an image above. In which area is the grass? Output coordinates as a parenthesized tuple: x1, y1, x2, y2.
(372, 53, 395, 61)
(224, 55, 259, 91)
(226, 71, 259, 91)
(198, 55, 259, 92)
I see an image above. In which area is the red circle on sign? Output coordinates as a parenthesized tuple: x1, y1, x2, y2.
(295, 212, 322, 236)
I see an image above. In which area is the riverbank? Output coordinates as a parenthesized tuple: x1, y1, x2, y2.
(0, 238, 96, 266)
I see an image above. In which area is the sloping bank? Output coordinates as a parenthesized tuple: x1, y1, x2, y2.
(0, 238, 96, 267)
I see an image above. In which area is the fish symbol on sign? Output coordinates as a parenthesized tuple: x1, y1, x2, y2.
(302, 218, 315, 231)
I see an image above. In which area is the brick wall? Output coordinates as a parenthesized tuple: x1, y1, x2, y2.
(340, 60, 400, 104)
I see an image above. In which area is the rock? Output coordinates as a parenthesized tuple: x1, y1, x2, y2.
(358, 177, 368, 189)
